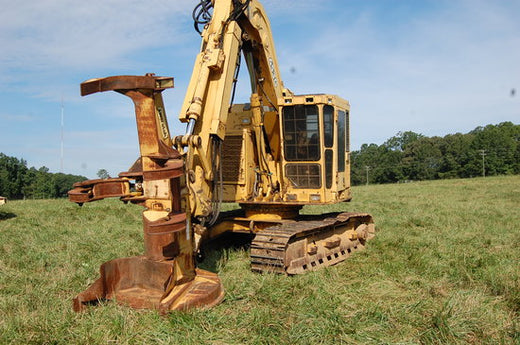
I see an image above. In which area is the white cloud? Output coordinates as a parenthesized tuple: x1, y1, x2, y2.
(0, 0, 193, 70)
(0, 112, 36, 122)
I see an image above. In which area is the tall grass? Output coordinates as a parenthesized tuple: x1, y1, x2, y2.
(0, 176, 518, 344)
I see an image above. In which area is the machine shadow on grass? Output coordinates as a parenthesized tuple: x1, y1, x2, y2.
(196, 232, 254, 273)
(0, 210, 16, 221)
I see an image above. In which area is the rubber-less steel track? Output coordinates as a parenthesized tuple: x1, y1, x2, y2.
(250, 212, 375, 274)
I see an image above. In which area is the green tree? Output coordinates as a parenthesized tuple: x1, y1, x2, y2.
(0, 154, 27, 198)
(384, 131, 424, 152)
(402, 137, 442, 181)
(437, 133, 473, 179)
(52, 173, 85, 198)
(469, 122, 519, 177)
(0, 152, 86, 199)
(97, 169, 110, 179)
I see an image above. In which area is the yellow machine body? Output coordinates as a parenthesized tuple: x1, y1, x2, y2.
(68, 0, 375, 313)
(221, 95, 352, 205)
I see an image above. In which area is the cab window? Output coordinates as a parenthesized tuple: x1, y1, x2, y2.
(282, 105, 320, 161)
(337, 109, 346, 172)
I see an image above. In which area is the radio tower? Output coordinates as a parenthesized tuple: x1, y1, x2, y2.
(60, 96, 64, 173)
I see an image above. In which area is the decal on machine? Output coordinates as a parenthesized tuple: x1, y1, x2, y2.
(268, 57, 278, 88)
(156, 107, 169, 141)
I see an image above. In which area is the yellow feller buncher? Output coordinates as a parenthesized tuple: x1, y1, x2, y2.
(69, 0, 375, 313)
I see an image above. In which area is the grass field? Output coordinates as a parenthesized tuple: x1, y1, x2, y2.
(1, 176, 519, 344)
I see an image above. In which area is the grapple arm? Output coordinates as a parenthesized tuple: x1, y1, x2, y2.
(68, 177, 137, 205)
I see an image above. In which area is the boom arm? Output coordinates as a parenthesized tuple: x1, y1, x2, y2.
(179, 0, 288, 132)
(177, 0, 291, 222)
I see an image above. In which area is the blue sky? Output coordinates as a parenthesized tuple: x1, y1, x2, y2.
(1, 0, 518, 178)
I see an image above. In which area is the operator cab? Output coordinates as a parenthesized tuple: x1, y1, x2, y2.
(280, 94, 351, 204)
(221, 94, 351, 205)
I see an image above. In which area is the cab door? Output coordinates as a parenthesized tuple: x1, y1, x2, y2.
(323, 105, 348, 192)
(336, 108, 348, 191)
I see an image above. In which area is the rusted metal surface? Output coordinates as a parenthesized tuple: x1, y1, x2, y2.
(73, 257, 224, 312)
(68, 178, 133, 204)
(143, 212, 185, 261)
(250, 212, 375, 274)
(71, 74, 224, 313)
(80, 74, 174, 96)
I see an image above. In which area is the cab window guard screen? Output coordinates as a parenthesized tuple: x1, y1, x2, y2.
(282, 105, 320, 161)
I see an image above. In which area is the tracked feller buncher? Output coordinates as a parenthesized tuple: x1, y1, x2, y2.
(68, 0, 375, 313)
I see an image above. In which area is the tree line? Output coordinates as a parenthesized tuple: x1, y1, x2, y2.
(351, 122, 520, 185)
(0, 153, 86, 199)
(1, 121, 519, 198)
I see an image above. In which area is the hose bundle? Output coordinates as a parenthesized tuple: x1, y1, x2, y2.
(193, 0, 251, 34)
